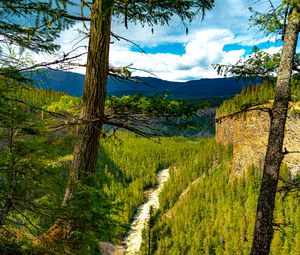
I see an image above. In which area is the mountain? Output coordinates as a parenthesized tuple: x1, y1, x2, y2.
(26, 69, 254, 98)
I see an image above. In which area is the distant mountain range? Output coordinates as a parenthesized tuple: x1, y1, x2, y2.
(27, 69, 255, 99)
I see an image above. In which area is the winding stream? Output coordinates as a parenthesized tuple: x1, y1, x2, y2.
(124, 169, 170, 255)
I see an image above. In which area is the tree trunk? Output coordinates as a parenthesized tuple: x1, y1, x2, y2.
(63, 0, 113, 204)
(250, 5, 300, 255)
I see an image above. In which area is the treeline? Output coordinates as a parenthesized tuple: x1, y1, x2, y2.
(99, 135, 220, 235)
(217, 76, 300, 116)
(145, 156, 300, 254)
(2, 78, 299, 254)
(0, 79, 219, 253)
(0, 81, 76, 253)
(11, 85, 215, 137)
(138, 75, 300, 254)
(142, 77, 300, 255)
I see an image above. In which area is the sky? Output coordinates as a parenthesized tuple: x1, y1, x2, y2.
(49, 0, 300, 82)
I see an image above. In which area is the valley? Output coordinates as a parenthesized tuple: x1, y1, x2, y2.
(2, 1, 300, 254)
(0, 75, 299, 254)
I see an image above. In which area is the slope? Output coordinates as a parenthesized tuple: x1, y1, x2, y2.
(26, 69, 254, 98)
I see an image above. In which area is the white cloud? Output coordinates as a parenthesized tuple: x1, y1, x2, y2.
(31, 0, 284, 81)
(109, 28, 246, 81)
(221, 49, 246, 65)
(262, 46, 282, 55)
(109, 0, 282, 80)
(110, 0, 252, 48)
(235, 35, 276, 46)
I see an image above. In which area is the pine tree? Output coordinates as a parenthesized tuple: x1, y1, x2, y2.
(251, 2, 300, 254)
(0, 0, 74, 79)
(62, 0, 214, 221)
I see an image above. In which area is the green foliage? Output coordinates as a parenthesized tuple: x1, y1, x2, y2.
(182, 97, 225, 109)
(213, 47, 282, 80)
(98, 134, 219, 234)
(150, 164, 258, 255)
(149, 162, 300, 255)
(216, 75, 300, 116)
(0, 80, 88, 254)
(0, 76, 219, 253)
(1, 78, 299, 254)
(0, 0, 74, 53)
(0, 87, 72, 253)
(248, 2, 289, 38)
(105, 94, 205, 136)
(44, 95, 81, 115)
(0, 1, 76, 83)
(159, 139, 232, 212)
(113, 0, 214, 28)
(248, 1, 300, 39)
(107, 94, 197, 117)
(58, 175, 123, 254)
(216, 81, 275, 116)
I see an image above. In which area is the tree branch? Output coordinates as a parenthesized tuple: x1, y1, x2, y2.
(216, 104, 272, 123)
(0, 95, 70, 119)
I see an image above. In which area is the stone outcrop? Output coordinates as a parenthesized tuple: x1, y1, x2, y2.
(99, 242, 125, 255)
(216, 102, 300, 178)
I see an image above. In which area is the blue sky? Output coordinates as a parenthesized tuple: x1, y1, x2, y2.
(52, 0, 299, 81)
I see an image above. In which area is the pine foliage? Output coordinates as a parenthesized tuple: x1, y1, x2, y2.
(217, 76, 300, 116)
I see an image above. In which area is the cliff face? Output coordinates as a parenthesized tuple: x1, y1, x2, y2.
(216, 103, 300, 178)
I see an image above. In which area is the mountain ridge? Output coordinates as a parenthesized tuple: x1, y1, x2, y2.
(27, 69, 254, 99)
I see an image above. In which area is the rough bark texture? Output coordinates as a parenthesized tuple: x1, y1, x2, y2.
(63, 0, 113, 204)
(250, 6, 300, 255)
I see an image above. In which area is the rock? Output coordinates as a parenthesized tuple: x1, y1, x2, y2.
(99, 242, 125, 255)
(216, 102, 300, 178)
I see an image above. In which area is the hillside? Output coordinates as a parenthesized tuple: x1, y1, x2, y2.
(215, 78, 300, 178)
(26, 69, 255, 99)
(0, 80, 230, 253)
(144, 80, 300, 255)
(1, 75, 300, 255)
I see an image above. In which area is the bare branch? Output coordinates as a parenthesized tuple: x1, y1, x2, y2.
(216, 104, 272, 123)
(282, 147, 300, 155)
(111, 32, 145, 53)
(0, 95, 70, 119)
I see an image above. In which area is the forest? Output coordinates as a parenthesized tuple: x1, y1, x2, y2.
(1, 0, 300, 255)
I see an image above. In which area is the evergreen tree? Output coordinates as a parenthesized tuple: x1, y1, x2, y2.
(0, 0, 75, 77)
(0, 0, 74, 51)
(214, 1, 300, 253)
(251, 2, 300, 254)
(62, 0, 215, 232)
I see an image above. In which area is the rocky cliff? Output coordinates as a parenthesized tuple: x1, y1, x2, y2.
(216, 102, 300, 178)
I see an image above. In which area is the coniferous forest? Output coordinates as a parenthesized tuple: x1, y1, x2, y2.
(1, 0, 300, 255)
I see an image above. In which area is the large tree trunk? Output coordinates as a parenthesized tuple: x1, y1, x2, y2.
(250, 5, 300, 255)
(63, 0, 113, 204)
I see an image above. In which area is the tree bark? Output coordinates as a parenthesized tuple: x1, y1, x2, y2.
(250, 5, 300, 255)
(63, 0, 113, 204)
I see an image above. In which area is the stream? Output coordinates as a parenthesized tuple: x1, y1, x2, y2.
(124, 168, 170, 255)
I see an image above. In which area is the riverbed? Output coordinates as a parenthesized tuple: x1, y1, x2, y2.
(124, 169, 170, 255)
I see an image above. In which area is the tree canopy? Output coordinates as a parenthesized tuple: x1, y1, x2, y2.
(0, 0, 74, 52)
(0, 0, 76, 80)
